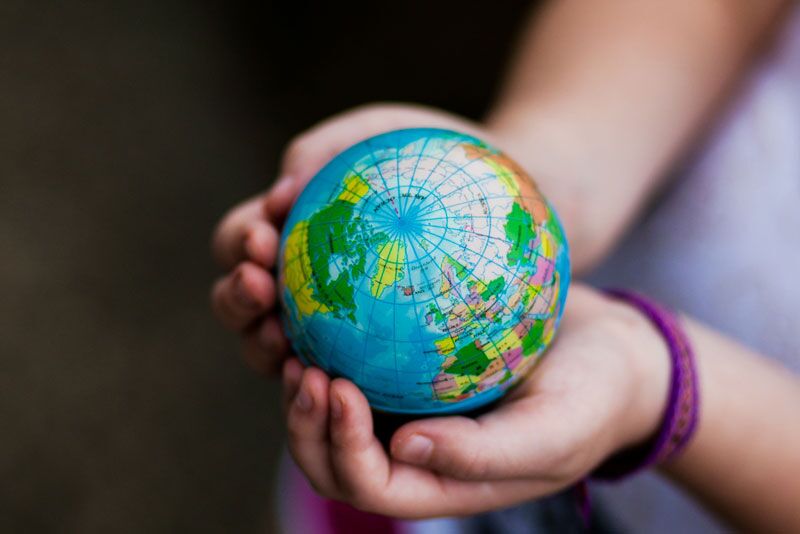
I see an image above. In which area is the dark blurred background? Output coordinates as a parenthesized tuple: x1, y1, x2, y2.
(0, 1, 535, 531)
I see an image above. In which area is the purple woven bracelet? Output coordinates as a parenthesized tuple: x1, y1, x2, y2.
(592, 289, 701, 481)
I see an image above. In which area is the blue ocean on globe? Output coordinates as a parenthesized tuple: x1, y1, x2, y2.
(278, 128, 570, 414)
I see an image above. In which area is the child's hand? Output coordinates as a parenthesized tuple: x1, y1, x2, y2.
(282, 285, 671, 519)
(210, 103, 492, 375)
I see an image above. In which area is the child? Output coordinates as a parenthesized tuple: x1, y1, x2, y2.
(210, 0, 800, 531)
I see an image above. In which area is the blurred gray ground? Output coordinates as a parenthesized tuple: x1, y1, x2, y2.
(0, 1, 529, 532)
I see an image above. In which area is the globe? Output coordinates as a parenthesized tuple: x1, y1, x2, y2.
(278, 128, 570, 414)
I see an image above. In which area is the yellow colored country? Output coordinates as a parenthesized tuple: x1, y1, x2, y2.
(370, 239, 405, 297)
(482, 157, 520, 196)
(337, 173, 370, 203)
(541, 231, 554, 258)
(282, 221, 331, 317)
(435, 337, 455, 355)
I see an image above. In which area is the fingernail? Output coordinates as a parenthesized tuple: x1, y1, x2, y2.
(330, 393, 344, 420)
(295, 388, 313, 412)
(397, 434, 433, 464)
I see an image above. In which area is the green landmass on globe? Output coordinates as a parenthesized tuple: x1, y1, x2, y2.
(278, 128, 570, 414)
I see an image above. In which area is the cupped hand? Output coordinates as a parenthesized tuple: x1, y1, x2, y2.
(210, 103, 497, 375)
(282, 285, 670, 519)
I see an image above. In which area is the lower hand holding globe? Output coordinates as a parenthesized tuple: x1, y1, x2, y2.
(278, 128, 570, 415)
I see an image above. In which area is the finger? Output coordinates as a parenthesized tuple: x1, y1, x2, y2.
(264, 174, 297, 225)
(243, 220, 279, 268)
(323, 447, 555, 519)
(377, 470, 553, 519)
(210, 262, 275, 331)
(281, 357, 303, 414)
(322, 382, 561, 518)
(285, 367, 339, 498)
(212, 194, 278, 269)
(327, 379, 392, 506)
(241, 314, 291, 376)
(390, 394, 578, 482)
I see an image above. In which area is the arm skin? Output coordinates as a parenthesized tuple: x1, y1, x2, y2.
(486, 0, 790, 273)
(658, 320, 800, 532)
(488, 4, 800, 527)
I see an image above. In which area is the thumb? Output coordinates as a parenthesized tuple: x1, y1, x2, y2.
(391, 416, 497, 480)
(389, 396, 583, 482)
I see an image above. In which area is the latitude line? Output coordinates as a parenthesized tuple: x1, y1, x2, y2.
(393, 133, 403, 218)
(405, 229, 514, 384)
(400, 134, 433, 215)
(411, 153, 490, 215)
(408, 224, 553, 377)
(409, 147, 518, 215)
(283, 192, 544, 226)
(414, 225, 555, 314)
(400, 138, 475, 218)
(409, 151, 522, 206)
(401, 232, 441, 401)
(417, 195, 546, 222)
(415, 172, 519, 216)
(363, 139, 401, 217)
(403, 230, 476, 394)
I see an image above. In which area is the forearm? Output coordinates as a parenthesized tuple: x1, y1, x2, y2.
(485, 0, 787, 272)
(658, 320, 800, 532)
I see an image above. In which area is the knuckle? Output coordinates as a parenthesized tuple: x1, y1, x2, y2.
(350, 102, 392, 120)
(307, 479, 335, 499)
(211, 209, 232, 242)
(209, 284, 231, 322)
(331, 469, 383, 512)
(348, 490, 383, 515)
(533, 444, 585, 482)
(281, 135, 310, 171)
(210, 205, 243, 255)
(209, 281, 222, 308)
(449, 446, 488, 479)
(285, 416, 307, 444)
(330, 428, 366, 454)
(210, 225, 223, 256)
(242, 340, 274, 375)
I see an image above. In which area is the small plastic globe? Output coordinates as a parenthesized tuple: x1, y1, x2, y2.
(278, 128, 570, 414)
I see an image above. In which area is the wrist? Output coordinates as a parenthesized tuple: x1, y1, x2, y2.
(592, 290, 701, 482)
(602, 295, 672, 453)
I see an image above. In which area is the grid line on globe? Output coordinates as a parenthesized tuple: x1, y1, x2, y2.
(278, 128, 570, 414)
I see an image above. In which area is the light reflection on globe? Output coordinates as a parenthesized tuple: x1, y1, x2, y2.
(278, 128, 570, 414)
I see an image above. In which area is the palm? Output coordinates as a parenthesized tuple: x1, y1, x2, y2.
(282, 285, 653, 519)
